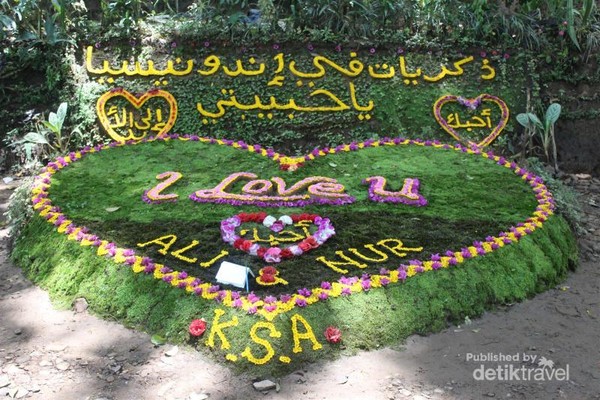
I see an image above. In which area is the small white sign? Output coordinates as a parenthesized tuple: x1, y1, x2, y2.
(215, 261, 254, 290)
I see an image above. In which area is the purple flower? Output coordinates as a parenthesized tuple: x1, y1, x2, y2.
(298, 288, 311, 297)
(273, 43, 280, 50)
(341, 288, 352, 296)
(264, 295, 277, 304)
(232, 298, 243, 308)
(397, 47, 404, 54)
(280, 294, 292, 303)
(295, 297, 307, 307)
(361, 279, 371, 291)
(247, 292, 260, 303)
(480, 51, 487, 58)
(171, 42, 177, 48)
(318, 292, 329, 300)
(503, 53, 510, 60)
(321, 281, 332, 290)
(247, 306, 257, 314)
(380, 277, 390, 286)
(335, 44, 342, 52)
(369, 47, 376, 54)
(208, 285, 219, 293)
(265, 304, 277, 312)
(204, 41, 210, 47)
(307, 43, 314, 51)
(398, 269, 407, 281)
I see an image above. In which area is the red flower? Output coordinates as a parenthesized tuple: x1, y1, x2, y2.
(280, 249, 293, 259)
(324, 326, 342, 343)
(259, 273, 276, 283)
(239, 240, 253, 252)
(233, 238, 246, 249)
(262, 266, 277, 275)
(189, 319, 207, 337)
(299, 237, 319, 252)
(256, 247, 267, 258)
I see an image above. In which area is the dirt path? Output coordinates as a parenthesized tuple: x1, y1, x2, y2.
(1, 176, 599, 400)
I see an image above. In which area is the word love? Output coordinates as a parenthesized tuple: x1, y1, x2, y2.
(144, 171, 428, 208)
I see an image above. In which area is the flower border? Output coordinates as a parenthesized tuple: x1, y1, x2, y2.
(31, 134, 555, 321)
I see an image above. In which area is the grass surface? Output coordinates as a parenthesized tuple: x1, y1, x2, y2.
(11, 138, 578, 374)
(46, 140, 537, 293)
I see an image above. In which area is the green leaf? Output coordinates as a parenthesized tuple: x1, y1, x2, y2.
(151, 334, 166, 346)
(545, 103, 561, 125)
(56, 102, 68, 128)
(567, 0, 581, 51)
(516, 113, 531, 128)
(527, 113, 543, 127)
(23, 132, 49, 145)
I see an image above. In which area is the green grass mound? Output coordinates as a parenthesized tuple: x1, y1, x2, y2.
(11, 136, 578, 375)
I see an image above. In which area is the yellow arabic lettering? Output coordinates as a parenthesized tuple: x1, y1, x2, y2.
(480, 59, 496, 80)
(399, 56, 422, 80)
(423, 56, 473, 82)
(348, 82, 374, 112)
(222, 58, 266, 77)
(289, 54, 364, 78)
(367, 63, 396, 79)
(86, 46, 194, 77)
(197, 55, 221, 76)
(273, 53, 285, 74)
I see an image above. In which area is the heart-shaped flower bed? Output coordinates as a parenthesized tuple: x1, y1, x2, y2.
(30, 134, 558, 324)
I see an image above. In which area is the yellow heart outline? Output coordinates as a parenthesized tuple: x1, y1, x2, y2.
(96, 88, 178, 142)
(433, 94, 510, 148)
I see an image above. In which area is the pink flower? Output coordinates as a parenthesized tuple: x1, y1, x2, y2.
(264, 247, 282, 263)
(324, 326, 342, 343)
(189, 319, 207, 337)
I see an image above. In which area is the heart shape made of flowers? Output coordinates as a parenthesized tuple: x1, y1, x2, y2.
(96, 88, 178, 142)
(433, 94, 509, 148)
(31, 135, 555, 321)
(221, 212, 335, 263)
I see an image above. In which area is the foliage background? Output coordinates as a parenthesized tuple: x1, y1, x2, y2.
(1, 0, 600, 172)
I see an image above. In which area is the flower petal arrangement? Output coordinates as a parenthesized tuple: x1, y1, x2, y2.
(23, 133, 576, 367)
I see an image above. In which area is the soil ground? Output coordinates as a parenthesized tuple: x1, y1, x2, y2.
(1, 175, 599, 400)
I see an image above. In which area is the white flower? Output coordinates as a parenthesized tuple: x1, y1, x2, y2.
(279, 215, 293, 225)
(263, 215, 277, 227)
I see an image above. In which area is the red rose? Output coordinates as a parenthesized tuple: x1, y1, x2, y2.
(233, 238, 246, 249)
(280, 249, 293, 259)
(324, 326, 342, 343)
(238, 212, 251, 222)
(189, 319, 207, 337)
(239, 240, 253, 251)
(253, 212, 267, 222)
(260, 273, 276, 283)
(304, 237, 318, 249)
(261, 266, 277, 275)
(298, 241, 312, 252)
(256, 247, 267, 258)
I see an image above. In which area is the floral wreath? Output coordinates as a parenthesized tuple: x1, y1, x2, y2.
(220, 212, 335, 263)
